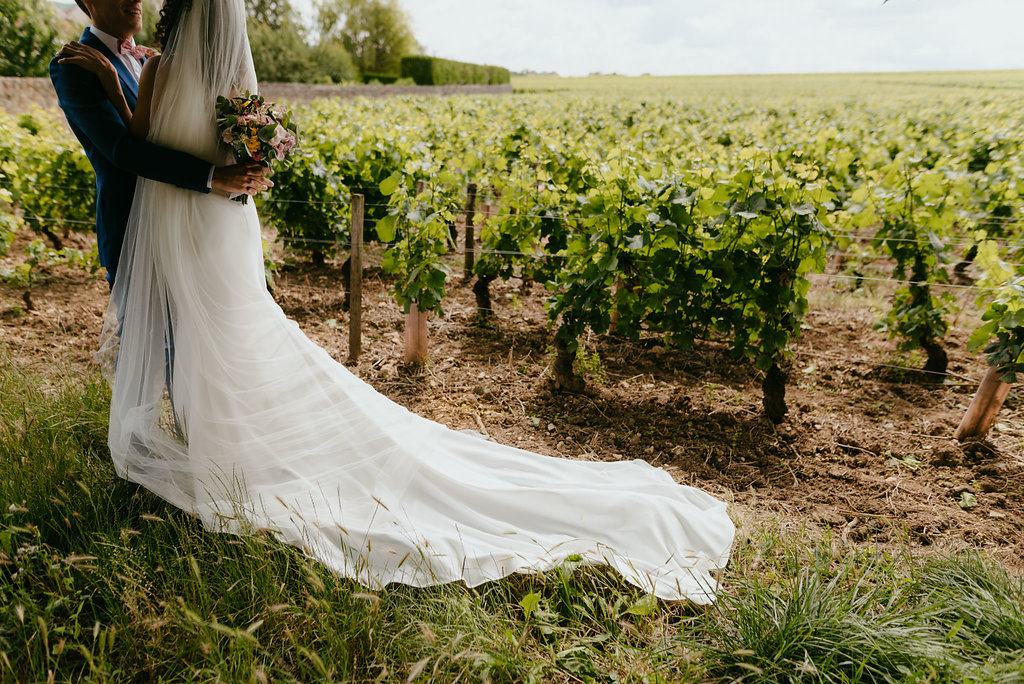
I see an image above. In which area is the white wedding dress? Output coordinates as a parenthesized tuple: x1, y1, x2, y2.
(97, 0, 735, 602)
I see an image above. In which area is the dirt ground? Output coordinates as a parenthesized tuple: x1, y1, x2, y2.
(2, 228, 1022, 570)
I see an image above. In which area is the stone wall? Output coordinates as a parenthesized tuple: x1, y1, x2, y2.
(261, 82, 513, 103)
(0, 78, 59, 114)
(0, 77, 513, 115)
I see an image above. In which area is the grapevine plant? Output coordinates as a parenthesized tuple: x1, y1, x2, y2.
(870, 164, 963, 381)
(970, 241, 1024, 383)
(10, 113, 95, 250)
(377, 172, 460, 316)
(548, 152, 832, 422)
(259, 136, 349, 267)
(954, 142, 1023, 279)
(473, 148, 591, 321)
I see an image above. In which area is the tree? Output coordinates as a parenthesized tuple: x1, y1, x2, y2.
(246, 0, 298, 30)
(311, 41, 359, 84)
(244, 0, 357, 84)
(0, 0, 61, 77)
(244, 0, 311, 83)
(315, 0, 418, 76)
(248, 19, 317, 84)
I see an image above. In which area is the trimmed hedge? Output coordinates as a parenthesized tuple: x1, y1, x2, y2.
(362, 72, 400, 84)
(401, 56, 510, 86)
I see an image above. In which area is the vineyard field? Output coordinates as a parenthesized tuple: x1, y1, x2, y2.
(1, 70, 1024, 680)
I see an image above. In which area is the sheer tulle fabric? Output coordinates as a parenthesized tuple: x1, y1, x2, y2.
(96, 0, 735, 602)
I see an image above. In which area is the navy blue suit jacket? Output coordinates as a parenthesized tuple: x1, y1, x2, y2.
(49, 28, 213, 285)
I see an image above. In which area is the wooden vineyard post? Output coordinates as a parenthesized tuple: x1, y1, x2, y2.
(955, 367, 1012, 441)
(464, 183, 477, 279)
(404, 302, 429, 366)
(347, 194, 364, 363)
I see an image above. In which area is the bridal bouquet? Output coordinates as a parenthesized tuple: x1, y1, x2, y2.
(216, 91, 298, 203)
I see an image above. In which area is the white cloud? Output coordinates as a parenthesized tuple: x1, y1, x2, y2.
(293, 0, 1024, 75)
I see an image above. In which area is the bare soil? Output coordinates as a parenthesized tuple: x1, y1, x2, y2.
(2, 228, 1022, 569)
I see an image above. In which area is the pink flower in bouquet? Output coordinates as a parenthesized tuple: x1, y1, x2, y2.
(269, 127, 296, 161)
(221, 129, 233, 143)
(272, 140, 290, 161)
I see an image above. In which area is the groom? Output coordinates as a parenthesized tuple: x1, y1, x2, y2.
(49, 0, 272, 287)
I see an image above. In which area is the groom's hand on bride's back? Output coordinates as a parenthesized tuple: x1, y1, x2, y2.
(211, 161, 274, 196)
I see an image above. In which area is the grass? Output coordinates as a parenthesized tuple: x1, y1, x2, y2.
(1, 353, 1023, 682)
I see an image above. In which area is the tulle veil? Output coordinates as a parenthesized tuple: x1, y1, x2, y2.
(96, 0, 260, 517)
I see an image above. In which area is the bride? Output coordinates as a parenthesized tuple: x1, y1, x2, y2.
(79, 0, 734, 602)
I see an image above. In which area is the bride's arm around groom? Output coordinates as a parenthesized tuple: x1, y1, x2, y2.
(47, 0, 269, 285)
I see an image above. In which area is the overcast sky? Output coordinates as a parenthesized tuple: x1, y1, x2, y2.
(290, 0, 1023, 76)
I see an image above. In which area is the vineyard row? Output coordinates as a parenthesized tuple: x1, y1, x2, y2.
(2, 90, 1024, 429)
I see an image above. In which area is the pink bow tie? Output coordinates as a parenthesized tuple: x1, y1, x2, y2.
(117, 39, 155, 61)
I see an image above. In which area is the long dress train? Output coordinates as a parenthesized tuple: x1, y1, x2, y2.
(97, 0, 735, 603)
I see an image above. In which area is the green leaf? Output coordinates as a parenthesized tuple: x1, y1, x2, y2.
(597, 252, 618, 272)
(625, 594, 658, 617)
(379, 172, 401, 197)
(1002, 311, 1024, 329)
(461, 151, 479, 171)
(945, 618, 965, 641)
(519, 592, 541, 621)
(968, 322, 997, 352)
(437, 170, 459, 186)
(257, 123, 278, 143)
(376, 215, 397, 243)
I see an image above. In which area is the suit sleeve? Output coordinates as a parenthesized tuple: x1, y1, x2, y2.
(50, 60, 213, 194)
